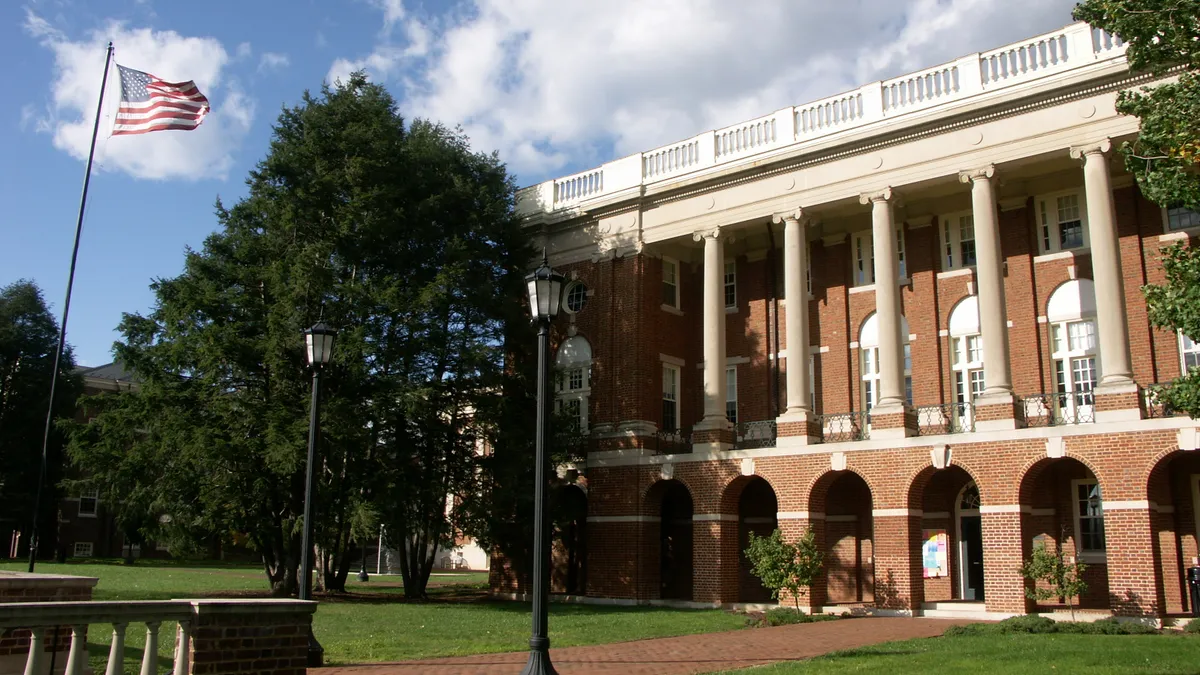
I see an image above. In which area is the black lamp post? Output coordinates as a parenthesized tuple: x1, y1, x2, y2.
(300, 321, 336, 667)
(520, 253, 564, 675)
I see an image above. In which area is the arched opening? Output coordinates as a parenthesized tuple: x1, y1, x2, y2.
(812, 471, 874, 605)
(735, 477, 779, 603)
(948, 297, 983, 428)
(909, 465, 981, 603)
(1147, 451, 1200, 614)
(555, 336, 593, 432)
(1034, 280, 1099, 424)
(1019, 457, 1109, 610)
(551, 484, 587, 596)
(859, 312, 912, 409)
(658, 481, 694, 601)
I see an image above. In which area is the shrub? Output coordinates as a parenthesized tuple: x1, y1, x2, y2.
(1185, 618, 1200, 634)
(942, 623, 987, 637)
(942, 615, 1157, 636)
(744, 528, 823, 614)
(762, 607, 842, 626)
(997, 615, 1059, 634)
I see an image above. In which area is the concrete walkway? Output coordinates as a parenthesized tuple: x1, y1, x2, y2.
(318, 617, 964, 674)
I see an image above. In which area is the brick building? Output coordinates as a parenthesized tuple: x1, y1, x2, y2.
(505, 21, 1200, 621)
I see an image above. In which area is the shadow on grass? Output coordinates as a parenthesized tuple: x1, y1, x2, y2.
(86, 641, 173, 673)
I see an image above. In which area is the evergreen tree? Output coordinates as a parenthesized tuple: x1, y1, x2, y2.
(67, 74, 531, 596)
(0, 280, 80, 559)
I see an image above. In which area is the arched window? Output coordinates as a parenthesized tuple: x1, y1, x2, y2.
(859, 313, 911, 409)
(555, 336, 592, 432)
(1046, 280, 1098, 419)
(948, 296, 984, 407)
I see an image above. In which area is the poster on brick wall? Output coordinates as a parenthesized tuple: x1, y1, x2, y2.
(922, 529, 948, 578)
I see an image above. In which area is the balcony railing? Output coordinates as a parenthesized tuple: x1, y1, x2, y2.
(518, 21, 1128, 214)
(817, 411, 870, 443)
(1143, 385, 1184, 419)
(734, 420, 777, 449)
(654, 428, 692, 455)
(916, 402, 974, 435)
(1023, 392, 1095, 426)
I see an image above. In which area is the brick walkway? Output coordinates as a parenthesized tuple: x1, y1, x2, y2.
(318, 617, 963, 675)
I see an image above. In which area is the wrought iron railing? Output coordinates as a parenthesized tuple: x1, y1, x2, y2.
(1022, 392, 1095, 426)
(734, 420, 777, 449)
(654, 428, 692, 455)
(916, 402, 974, 435)
(817, 411, 870, 443)
(1143, 385, 1182, 419)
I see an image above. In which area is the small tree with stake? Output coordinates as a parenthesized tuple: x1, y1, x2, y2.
(744, 528, 823, 614)
(1020, 540, 1089, 622)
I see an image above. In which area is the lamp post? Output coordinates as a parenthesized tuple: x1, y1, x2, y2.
(520, 253, 564, 675)
(300, 321, 336, 668)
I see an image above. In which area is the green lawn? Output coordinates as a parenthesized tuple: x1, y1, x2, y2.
(2, 560, 746, 670)
(720, 634, 1200, 674)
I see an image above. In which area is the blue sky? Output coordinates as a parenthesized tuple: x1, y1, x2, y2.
(3, 0, 1081, 366)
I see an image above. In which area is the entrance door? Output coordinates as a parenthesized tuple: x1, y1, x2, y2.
(660, 483, 693, 600)
(957, 482, 984, 601)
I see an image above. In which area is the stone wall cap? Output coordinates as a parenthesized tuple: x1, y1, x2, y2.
(0, 571, 99, 588)
(188, 598, 318, 615)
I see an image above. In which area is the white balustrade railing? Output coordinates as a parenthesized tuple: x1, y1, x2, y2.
(1, 601, 192, 675)
(526, 21, 1130, 213)
(714, 113, 778, 160)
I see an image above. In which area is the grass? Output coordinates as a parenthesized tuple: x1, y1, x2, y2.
(718, 633, 1200, 674)
(2, 559, 746, 670)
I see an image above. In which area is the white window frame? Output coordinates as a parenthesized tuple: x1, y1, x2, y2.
(941, 210, 977, 271)
(73, 542, 94, 558)
(1180, 332, 1200, 373)
(1051, 318, 1098, 419)
(724, 260, 737, 309)
(78, 488, 99, 518)
(555, 366, 590, 433)
(562, 281, 588, 314)
(662, 363, 681, 432)
(1036, 190, 1090, 254)
(662, 257, 680, 310)
(852, 227, 906, 287)
(1163, 205, 1200, 233)
(951, 334, 985, 403)
(1071, 479, 1106, 563)
(861, 344, 912, 409)
(725, 366, 738, 424)
(809, 353, 817, 412)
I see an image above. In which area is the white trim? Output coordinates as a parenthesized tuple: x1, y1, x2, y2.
(695, 356, 751, 368)
(1160, 231, 1191, 243)
(693, 513, 738, 522)
(1035, 189, 1090, 255)
(662, 256, 681, 310)
(586, 515, 661, 523)
(936, 267, 974, 280)
(1101, 500, 1150, 511)
(1033, 249, 1084, 264)
(979, 505, 1022, 514)
(777, 511, 823, 520)
(1161, 205, 1200, 234)
(661, 303, 684, 316)
(659, 353, 685, 367)
(873, 508, 921, 518)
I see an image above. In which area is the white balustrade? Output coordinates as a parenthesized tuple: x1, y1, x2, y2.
(1, 601, 192, 675)
(714, 113, 778, 160)
(553, 168, 604, 207)
(796, 90, 865, 140)
(519, 21, 1132, 215)
(642, 136, 704, 180)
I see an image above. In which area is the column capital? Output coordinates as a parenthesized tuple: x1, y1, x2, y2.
(1069, 138, 1112, 160)
(859, 187, 894, 205)
(691, 227, 724, 242)
(771, 207, 810, 225)
(958, 164, 996, 184)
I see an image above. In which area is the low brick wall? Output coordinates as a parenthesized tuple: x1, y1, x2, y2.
(0, 572, 97, 675)
(189, 600, 315, 675)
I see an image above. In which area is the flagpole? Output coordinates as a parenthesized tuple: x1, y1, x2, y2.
(27, 41, 114, 573)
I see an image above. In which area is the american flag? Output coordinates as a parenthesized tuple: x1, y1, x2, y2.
(113, 64, 210, 136)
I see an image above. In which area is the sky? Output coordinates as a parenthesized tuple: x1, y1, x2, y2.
(2, 0, 1083, 367)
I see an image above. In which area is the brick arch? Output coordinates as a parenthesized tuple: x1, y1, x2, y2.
(718, 473, 777, 514)
(905, 461, 982, 510)
(1016, 453, 1106, 506)
(807, 468, 876, 512)
(643, 476, 695, 507)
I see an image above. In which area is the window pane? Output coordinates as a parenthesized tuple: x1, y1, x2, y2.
(726, 367, 737, 423)
(1040, 200, 1051, 251)
(970, 369, 985, 398)
(662, 260, 678, 307)
(897, 228, 906, 279)
(1167, 206, 1200, 231)
(904, 343, 912, 373)
(662, 399, 677, 432)
(1068, 320, 1096, 351)
(951, 337, 961, 365)
(960, 215, 976, 266)
(569, 368, 583, 390)
(1053, 324, 1066, 354)
(944, 222, 954, 269)
(662, 366, 677, 400)
(1059, 220, 1083, 249)
(966, 335, 982, 363)
(1072, 357, 1097, 395)
(724, 261, 736, 308)
(1077, 482, 1106, 552)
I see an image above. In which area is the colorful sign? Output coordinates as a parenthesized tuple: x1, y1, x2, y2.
(922, 529, 949, 578)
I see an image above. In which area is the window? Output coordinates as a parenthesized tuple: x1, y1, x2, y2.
(1166, 206, 1200, 232)
(79, 488, 98, 517)
(852, 227, 906, 286)
(859, 313, 912, 409)
(1073, 480, 1106, 556)
(1181, 332, 1200, 372)
(73, 542, 94, 558)
(775, 244, 813, 298)
(724, 261, 737, 309)
(725, 366, 738, 424)
(942, 212, 977, 270)
(1037, 192, 1089, 254)
(1052, 319, 1097, 414)
(563, 282, 588, 313)
(555, 336, 592, 433)
(662, 257, 679, 309)
(662, 364, 680, 432)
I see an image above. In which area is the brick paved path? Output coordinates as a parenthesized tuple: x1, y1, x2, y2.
(318, 617, 963, 675)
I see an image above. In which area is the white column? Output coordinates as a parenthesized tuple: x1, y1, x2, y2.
(860, 188, 906, 409)
(694, 228, 730, 429)
(959, 166, 1013, 397)
(772, 209, 812, 416)
(1070, 140, 1134, 387)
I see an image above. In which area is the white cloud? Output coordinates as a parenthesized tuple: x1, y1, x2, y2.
(258, 51, 290, 73)
(235, 41, 252, 61)
(331, 0, 1081, 182)
(24, 9, 254, 182)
